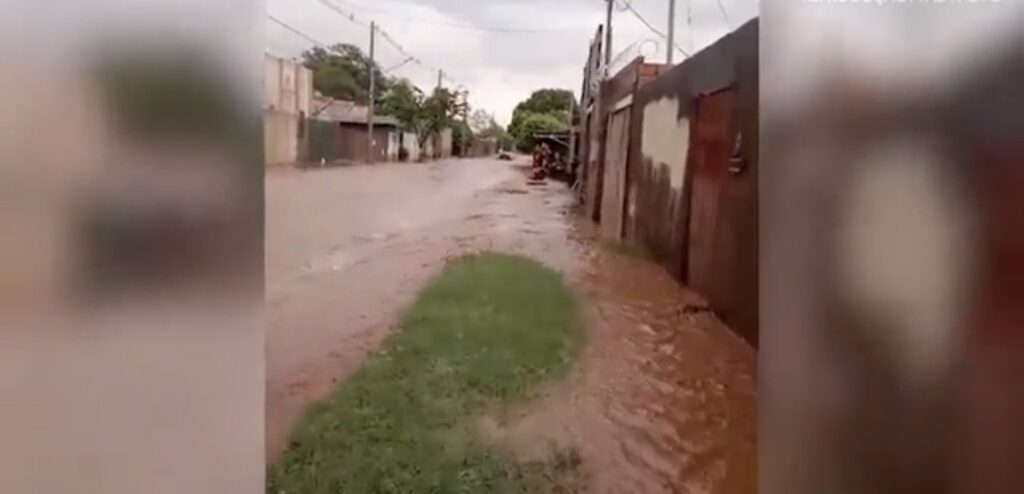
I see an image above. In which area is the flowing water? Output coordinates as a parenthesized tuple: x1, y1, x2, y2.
(265, 157, 756, 492)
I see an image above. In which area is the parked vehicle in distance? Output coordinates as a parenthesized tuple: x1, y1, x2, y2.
(498, 151, 513, 160)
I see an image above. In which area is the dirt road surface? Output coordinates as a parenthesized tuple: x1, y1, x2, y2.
(266, 157, 756, 493)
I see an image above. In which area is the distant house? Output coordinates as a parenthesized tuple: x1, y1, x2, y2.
(308, 96, 402, 163)
(264, 54, 313, 167)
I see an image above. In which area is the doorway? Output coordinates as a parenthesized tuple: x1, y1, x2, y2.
(686, 88, 735, 299)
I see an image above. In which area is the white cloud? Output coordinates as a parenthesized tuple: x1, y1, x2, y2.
(267, 0, 757, 124)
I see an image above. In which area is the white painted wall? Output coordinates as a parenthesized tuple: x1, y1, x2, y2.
(263, 54, 312, 166)
(403, 132, 420, 162)
(423, 137, 435, 161)
(387, 132, 400, 161)
(641, 97, 691, 190)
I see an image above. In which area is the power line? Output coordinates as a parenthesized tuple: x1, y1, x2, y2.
(376, 29, 418, 64)
(269, 14, 409, 76)
(313, 0, 371, 28)
(331, 0, 573, 34)
(275, 0, 476, 108)
(269, 12, 399, 70)
(315, 0, 420, 63)
(267, 14, 335, 52)
(715, 0, 733, 29)
(686, 0, 694, 52)
(376, 24, 465, 90)
(621, 0, 691, 58)
(315, 0, 469, 89)
(382, 56, 415, 74)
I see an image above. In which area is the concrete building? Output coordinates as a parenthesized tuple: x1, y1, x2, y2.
(588, 57, 669, 237)
(402, 132, 421, 162)
(630, 19, 759, 343)
(263, 54, 313, 167)
(422, 135, 435, 161)
(467, 137, 498, 157)
(308, 97, 402, 164)
(578, 19, 759, 344)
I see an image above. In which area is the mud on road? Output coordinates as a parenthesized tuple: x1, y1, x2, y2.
(265, 157, 756, 493)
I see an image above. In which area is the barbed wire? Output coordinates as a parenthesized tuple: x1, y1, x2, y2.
(618, 0, 691, 57)
(609, 37, 661, 72)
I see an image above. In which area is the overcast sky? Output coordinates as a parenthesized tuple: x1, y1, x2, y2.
(266, 0, 758, 124)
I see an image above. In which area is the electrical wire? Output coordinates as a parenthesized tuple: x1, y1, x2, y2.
(313, 0, 372, 28)
(330, 0, 573, 34)
(267, 14, 336, 52)
(715, 0, 733, 29)
(312, 0, 469, 92)
(619, 0, 691, 58)
(376, 29, 418, 63)
(382, 56, 415, 74)
(269, 12, 413, 73)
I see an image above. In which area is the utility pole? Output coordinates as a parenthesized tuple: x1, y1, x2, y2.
(437, 69, 443, 91)
(461, 89, 469, 157)
(367, 21, 376, 164)
(667, 0, 676, 65)
(604, 0, 613, 78)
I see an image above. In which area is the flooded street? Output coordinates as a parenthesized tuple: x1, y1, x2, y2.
(483, 240, 758, 494)
(266, 157, 756, 492)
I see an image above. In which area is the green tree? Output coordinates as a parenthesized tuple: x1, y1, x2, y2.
(471, 114, 511, 151)
(468, 109, 495, 134)
(512, 88, 575, 116)
(419, 87, 465, 148)
(511, 111, 568, 152)
(507, 88, 575, 151)
(379, 81, 478, 155)
(380, 79, 425, 133)
(302, 44, 391, 104)
(451, 119, 474, 156)
(477, 119, 507, 141)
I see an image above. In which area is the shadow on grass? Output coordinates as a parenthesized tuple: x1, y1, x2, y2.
(269, 252, 584, 494)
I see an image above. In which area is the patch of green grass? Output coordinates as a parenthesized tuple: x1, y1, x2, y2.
(269, 252, 582, 494)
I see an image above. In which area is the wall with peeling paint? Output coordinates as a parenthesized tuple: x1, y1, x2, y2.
(641, 97, 691, 190)
(628, 18, 760, 344)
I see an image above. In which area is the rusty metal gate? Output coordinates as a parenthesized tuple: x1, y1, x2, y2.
(601, 106, 631, 240)
(687, 89, 735, 298)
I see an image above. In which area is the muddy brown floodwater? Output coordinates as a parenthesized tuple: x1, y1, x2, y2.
(265, 157, 756, 492)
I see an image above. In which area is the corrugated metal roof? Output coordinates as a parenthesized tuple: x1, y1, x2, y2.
(312, 97, 400, 127)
